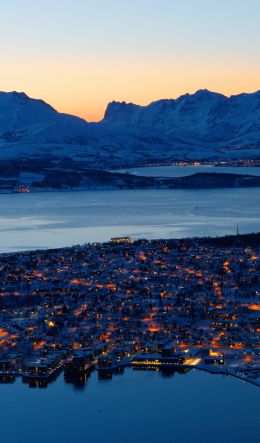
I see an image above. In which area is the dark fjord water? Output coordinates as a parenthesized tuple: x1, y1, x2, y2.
(0, 369, 259, 443)
(0, 187, 259, 252)
(116, 165, 260, 177)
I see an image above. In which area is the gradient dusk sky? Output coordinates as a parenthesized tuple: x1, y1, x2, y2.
(1, 0, 259, 121)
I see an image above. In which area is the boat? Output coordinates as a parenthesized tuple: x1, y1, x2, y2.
(14, 185, 31, 193)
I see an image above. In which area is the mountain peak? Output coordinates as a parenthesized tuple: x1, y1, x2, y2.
(193, 89, 225, 99)
(8, 91, 30, 102)
(195, 88, 211, 94)
(0, 90, 57, 113)
(104, 100, 140, 120)
(0, 90, 89, 141)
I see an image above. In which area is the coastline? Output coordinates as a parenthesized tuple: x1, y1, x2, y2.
(1, 170, 260, 194)
(0, 232, 259, 389)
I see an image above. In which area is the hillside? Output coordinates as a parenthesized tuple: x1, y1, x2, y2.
(0, 90, 259, 189)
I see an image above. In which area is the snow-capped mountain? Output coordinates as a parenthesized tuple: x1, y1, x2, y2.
(0, 89, 259, 171)
(101, 89, 260, 152)
(0, 91, 88, 143)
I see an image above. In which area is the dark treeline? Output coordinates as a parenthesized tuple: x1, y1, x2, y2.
(135, 232, 260, 248)
(195, 232, 260, 247)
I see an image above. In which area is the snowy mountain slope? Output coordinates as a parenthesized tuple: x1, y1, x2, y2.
(0, 89, 259, 171)
(102, 89, 260, 146)
(0, 91, 88, 143)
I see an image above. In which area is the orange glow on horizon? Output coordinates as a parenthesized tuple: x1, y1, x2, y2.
(1, 58, 260, 122)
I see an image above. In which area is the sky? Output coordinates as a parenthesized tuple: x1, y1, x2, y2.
(0, 0, 259, 121)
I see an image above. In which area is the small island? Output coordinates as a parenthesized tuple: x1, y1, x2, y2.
(0, 232, 259, 388)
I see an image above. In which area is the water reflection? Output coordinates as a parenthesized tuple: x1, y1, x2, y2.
(0, 365, 255, 390)
(0, 374, 16, 384)
(64, 367, 93, 390)
(0, 366, 195, 390)
(22, 368, 62, 389)
(0, 368, 259, 443)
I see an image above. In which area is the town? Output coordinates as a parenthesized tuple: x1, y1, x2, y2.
(0, 233, 259, 388)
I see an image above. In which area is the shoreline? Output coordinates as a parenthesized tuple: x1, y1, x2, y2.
(0, 232, 259, 390)
(0, 361, 259, 389)
(1, 169, 260, 194)
(0, 231, 259, 256)
(2, 181, 260, 195)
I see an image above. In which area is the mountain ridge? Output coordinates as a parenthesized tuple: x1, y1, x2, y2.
(103, 89, 260, 121)
(0, 89, 259, 173)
